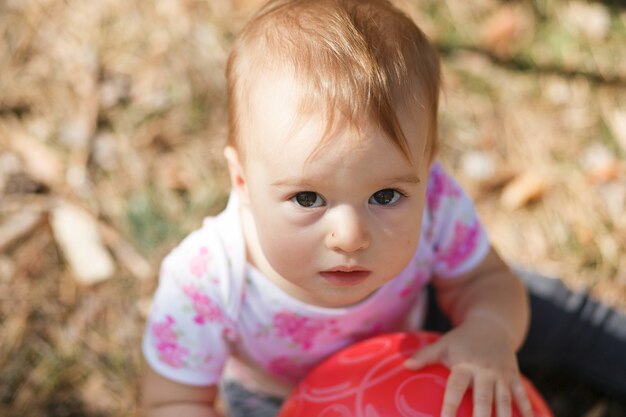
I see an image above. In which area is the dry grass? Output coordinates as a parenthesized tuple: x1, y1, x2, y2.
(0, 0, 625, 416)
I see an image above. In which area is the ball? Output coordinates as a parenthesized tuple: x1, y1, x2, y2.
(277, 331, 553, 417)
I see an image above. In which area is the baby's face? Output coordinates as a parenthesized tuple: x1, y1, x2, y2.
(236, 71, 431, 308)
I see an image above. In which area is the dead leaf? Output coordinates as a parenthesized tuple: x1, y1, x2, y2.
(500, 172, 547, 209)
(80, 372, 118, 414)
(562, 2, 610, 40)
(597, 182, 626, 226)
(480, 5, 530, 56)
(9, 130, 64, 187)
(581, 144, 620, 184)
(156, 153, 194, 190)
(136, 297, 153, 319)
(100, 222, 153, 281)
(50, 200, 115, 285)
(606, 108, 626, 153)
(58, 114, 93, 150)
(0, 255, 16, 282)
(0, 209, 45, 252)
(0, 151, 23, 192)
(460, 150, 496, 183)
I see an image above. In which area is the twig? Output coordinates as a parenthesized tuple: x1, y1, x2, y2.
(0, 209, 46, 253)
(435, 41, 626, 87)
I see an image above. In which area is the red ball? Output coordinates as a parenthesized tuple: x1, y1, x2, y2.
(278, 331, 553, 417)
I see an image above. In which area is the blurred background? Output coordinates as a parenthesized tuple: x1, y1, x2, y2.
(0, 0, 624, 416)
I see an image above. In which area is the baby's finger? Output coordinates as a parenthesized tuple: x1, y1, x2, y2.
(472, 374, 495, 417)
(511, 379, 533, 417)
(495, 380, 512, 417)
(404, 341, 444, 370)
(440, 368, 472, 417)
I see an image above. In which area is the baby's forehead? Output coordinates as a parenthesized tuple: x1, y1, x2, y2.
(241, 64, 375, 132)
(242, 67, 308, 133)
(242, 73, 421, 161)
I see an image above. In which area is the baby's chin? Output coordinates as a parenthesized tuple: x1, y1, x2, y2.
(299, 280, 384, 309)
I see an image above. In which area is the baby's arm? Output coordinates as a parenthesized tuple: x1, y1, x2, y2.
(142, 367, 223, 417)
(405, 248, 532, 417)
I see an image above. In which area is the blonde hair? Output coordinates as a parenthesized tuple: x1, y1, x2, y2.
(226, 0, 441, 161)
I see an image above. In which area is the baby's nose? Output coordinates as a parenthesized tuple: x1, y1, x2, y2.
(325, 206, 370, 252)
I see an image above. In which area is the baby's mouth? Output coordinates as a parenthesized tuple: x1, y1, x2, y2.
(320, 268, 371, 286)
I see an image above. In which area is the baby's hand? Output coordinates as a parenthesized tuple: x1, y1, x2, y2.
(404, 323, 533, 417)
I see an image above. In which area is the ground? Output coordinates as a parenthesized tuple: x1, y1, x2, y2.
(0, 0, 625, 416)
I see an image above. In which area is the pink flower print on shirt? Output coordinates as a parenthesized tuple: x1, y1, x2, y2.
(273, 312, 326, 351)
(151, 315, 189, 368)
(352, 321, 387, 344)
(182, 284, 224, 325)
(268, 356, 314, 383)
(222, 327, 239, 343)
(399, 282, 419, 298)
(189, 247, 210, 278)
(398, 270, 428, 298)
(438, 220, 480, 270)
(427, 164, 461, 213)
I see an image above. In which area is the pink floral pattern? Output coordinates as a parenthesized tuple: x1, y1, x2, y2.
(151, 315, 189, 368)
(399, 282, 419, 298)
(273, 312, 328, 351)
(189, 247, 210, 277)
(268, 356, 314, 382)
(427, 164, 461, 213)
(438, 220, 480, 269)
(183, 284, 224, 325)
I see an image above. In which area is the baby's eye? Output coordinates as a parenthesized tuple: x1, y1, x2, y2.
(369, 189, 402, 206)
(292, 192, 325, 208)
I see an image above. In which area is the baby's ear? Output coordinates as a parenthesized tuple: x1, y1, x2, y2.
(224, 146, 250, 205)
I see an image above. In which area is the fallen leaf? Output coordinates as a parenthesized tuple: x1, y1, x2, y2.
(0, 151, 23, 181)
(607, 108, 626, 153)
(0, 255, 16, 282)
(58, 113, 93, 149)
(562, 2, 610, 40)
(156, 153, 194, 190)
(500, 172, 547, 209)
(9, 130, 64, 187)
(80, 372, 118, 414)
(597, 182, 626, 226)
(50, 201, 115, 285)
(460, 150, 496, 183)
(581, 143, 619, 183)
(481, 5, 530, 56)
(136, 297, 153, 319)
(99, 222, 153, 281)
(0, 210, 45, 253)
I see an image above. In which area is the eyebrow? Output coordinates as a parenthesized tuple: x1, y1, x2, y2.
(271, 175, 421, 187)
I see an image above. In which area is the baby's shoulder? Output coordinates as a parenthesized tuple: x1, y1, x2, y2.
(160, 217, 231, 284)
(425, 162, 463, 207)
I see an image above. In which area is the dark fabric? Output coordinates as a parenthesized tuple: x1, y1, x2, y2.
(221, 380, 283, 417)
(423, 268, 626, 397)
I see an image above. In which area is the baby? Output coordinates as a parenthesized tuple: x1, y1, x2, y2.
(141, 1, 533, 416)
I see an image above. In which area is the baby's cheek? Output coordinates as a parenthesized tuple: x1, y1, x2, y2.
(263, 232, 316, 271)
(383, 229, 420, 271)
